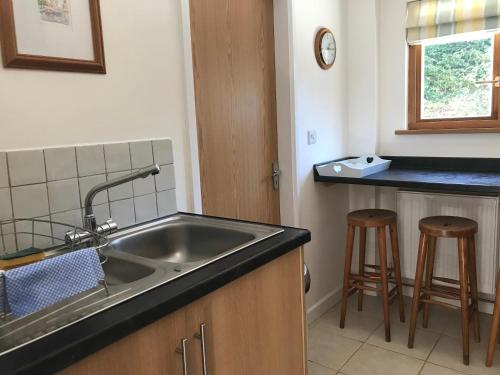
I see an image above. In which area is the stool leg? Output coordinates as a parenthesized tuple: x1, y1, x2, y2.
(389, 222, 405, 323)
(340, 224, 356, 329)
(378, 226, 391, 342)
(458, 236, 470, 366)
(486, 275, 500, 367)
(357, 227, 367, 312)
(468, 235, 480, 343)
(423, 236, 437, 329)
(408, 232, 428, 349)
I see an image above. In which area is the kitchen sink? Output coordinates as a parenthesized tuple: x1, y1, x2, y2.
(110, 222, 256, 263)
(102, 257, 155, 286)
(0, 214, 283, 355)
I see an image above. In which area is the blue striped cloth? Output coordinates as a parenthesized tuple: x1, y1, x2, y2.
(4, 248, 104, 318)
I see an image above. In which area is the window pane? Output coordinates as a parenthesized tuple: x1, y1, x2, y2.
(421, 36, 494, 120)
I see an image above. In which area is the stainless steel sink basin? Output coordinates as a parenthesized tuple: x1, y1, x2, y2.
(0, 214, 284, 356)
(102, 257, 155, 286)
(110, 222, 256, 263)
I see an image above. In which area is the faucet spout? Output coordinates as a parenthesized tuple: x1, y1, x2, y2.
(84, 164, 161, 230)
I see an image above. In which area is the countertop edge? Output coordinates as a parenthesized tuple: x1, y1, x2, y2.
(313, 156, 500, 194)
(1, 214, 311, 375)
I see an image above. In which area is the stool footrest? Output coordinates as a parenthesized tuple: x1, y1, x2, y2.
(421, 286, 461, 301)
(419, 298, 462, 311)
(364, 263, 395, 272)
(432, 276, 461, 286)
(349, 283, 381, 293)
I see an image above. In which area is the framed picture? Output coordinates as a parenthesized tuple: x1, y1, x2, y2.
(0, 0, 105, 73)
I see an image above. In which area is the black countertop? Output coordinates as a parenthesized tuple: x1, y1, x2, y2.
(314, 156, 500, 195)
(0, 213, 310, 375)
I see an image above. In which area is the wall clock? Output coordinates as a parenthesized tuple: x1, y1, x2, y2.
(314, 27, 336, 70)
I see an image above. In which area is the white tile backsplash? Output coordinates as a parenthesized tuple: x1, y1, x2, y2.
(11, 184, 49, 218)
(44, 147, 77, 181)
(107, 171, 133, 201)
(51, 209, 83, 241)
(152, 139, 174, 165)
(0, 188, 12, 221)
(76, 145, 106, 177)
(130, 141, 154, 169)
(134, 194, 158, 222)
(157, 189, 177, 216)
(155, 164, 176, 191)
(104, 143, 132, 172)
(133, 174, 155, 196)
(47, 178, 80, 214)
(0, 152, 8, 188)
(0, 139, 177, 255)
(110, 199, 135, 228)
(79, 174, 108, 206)
(8, 150, 46, 186)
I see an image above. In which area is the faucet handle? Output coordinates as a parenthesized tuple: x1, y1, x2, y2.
(96, 219, 118, 236)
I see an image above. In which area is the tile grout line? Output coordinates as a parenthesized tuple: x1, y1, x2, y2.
(41, 149, 54, 244)
(338, 340, 367, 373)
(4, 153, 18, 252)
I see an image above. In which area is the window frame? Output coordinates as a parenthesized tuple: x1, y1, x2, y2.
(406, 34, 500, 134)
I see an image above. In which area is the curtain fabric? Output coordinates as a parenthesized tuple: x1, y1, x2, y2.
(407, 0, 500, 44)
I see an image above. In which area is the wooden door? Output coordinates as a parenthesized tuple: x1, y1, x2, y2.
(59, 308, 189, 375)
(190, 0, 280, 224)
(203, 249, 307, 375)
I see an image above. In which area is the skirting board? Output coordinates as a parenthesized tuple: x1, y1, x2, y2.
(306, 286, 342, 325)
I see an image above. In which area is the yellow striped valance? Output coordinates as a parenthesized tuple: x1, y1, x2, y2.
(407, 0, 500, 44)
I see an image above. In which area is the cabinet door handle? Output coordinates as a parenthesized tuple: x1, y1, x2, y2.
(194, 323, 208, 375)
(175, 338, 189, 375)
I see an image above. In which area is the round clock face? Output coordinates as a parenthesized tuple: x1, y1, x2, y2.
(320, 31, 336, 66)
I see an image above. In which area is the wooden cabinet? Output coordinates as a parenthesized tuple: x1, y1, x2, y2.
(60, 248, 306, 375)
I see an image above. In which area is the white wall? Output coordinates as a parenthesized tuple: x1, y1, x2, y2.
(290, 0, 350, 320)
(0, 0, 195, 211)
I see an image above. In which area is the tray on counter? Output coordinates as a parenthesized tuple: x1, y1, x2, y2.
(315, 155, 391, 178)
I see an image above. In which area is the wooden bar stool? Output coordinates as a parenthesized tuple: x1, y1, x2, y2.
(340, 209, 405, 342)
(408, 216, 480, 366)
(486, 269, 500, 367)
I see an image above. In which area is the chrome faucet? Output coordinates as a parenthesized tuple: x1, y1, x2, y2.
(83, 164, 161, 231)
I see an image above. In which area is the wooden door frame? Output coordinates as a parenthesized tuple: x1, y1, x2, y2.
(181, 0, 297, 226)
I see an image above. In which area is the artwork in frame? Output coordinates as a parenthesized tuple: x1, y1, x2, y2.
(0, 0, 105, 73)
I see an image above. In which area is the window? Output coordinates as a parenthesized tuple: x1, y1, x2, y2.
(407, 33, 500, 133)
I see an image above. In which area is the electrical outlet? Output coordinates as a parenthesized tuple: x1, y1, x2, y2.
(307, 130, 317, 145)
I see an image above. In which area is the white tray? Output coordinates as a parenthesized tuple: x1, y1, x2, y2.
(316, 155, 391, 178)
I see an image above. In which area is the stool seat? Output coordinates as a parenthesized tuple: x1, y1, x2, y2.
(419, 216, 478, 238)
(348, 209, 397, 227)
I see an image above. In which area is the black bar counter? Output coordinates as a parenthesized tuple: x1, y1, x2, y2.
(314, 156, 500, 195)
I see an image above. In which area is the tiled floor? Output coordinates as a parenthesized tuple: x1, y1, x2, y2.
(307, 296, 500, 375)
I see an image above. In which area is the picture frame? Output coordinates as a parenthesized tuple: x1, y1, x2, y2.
(0, 0, 106, 73)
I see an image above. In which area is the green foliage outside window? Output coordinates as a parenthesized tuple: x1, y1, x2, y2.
(422, 37, 493, 119)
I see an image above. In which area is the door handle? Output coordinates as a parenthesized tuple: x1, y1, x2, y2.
(272, 161, 281, 190)
(176, 338, 189, 375)
(194, 323, 208, 375)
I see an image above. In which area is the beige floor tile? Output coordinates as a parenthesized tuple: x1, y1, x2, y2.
(319, 303, 383, 342)
(308, 320, 362, 370)
(428, 335, 500, 375)
(341, 344, 424, 375)
(367, 319, 440, 360)
(440, 312, 492, 341)
(308, 361, 336, 375)
(420, 363, 468, 375)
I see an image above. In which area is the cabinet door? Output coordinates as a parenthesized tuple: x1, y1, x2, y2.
(204, 248, 307, 375)
(59, 308, 189, 375)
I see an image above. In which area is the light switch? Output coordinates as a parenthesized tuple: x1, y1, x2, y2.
(307, 130, 317, 145)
